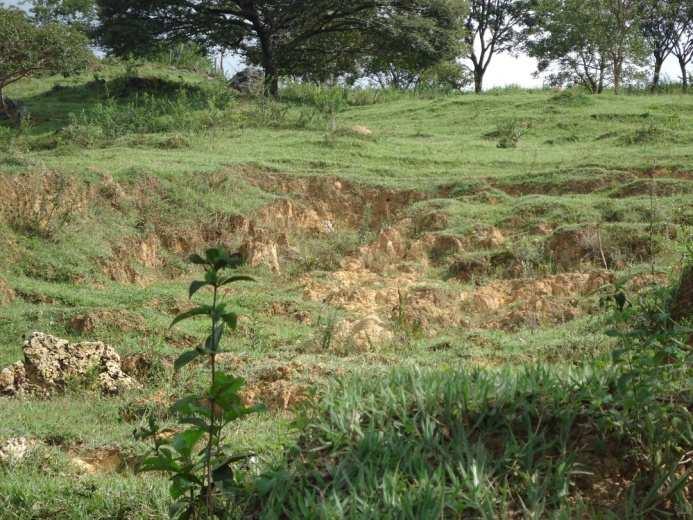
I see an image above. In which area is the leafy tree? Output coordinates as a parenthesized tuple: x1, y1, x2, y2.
(23, 0, 97, 32)
(637, 0, 684, 90)
(95, 0, 462, 96)
(0, 7, 91, 123)
(527, 0, 646, 94)
(603, 0, 646, 94)
(526, 0, 610, 93)
(358, 0, 468, 89)
(463, 0, 528, 93)
(672, 2, 693, 91)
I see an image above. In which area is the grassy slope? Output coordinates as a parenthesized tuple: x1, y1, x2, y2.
(0, 64, 691, 518)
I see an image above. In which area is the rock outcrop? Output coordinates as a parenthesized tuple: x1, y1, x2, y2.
(0, 437, 31, 465)
(229, 67, 265, 94)
(0, 332, 139, 396)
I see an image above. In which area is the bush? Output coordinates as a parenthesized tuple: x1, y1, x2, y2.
(493, 118, 529, 148)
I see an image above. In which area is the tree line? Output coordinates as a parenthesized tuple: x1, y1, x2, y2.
(2, 0, 693, 96)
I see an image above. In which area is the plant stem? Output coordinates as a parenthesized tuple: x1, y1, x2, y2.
(205, 282, 219, 518)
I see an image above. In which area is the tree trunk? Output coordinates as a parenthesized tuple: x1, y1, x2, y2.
(680, 56, 689, 92)
(651, 55, 664, 91)
(473, 66, 483, 94)
(256, 25, 279, 97)
(613, 58, 622, 95)
(0, 90, 9, 122)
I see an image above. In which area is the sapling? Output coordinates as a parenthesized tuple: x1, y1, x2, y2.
(136, 247, 261, 519)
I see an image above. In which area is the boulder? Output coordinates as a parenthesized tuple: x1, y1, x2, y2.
(0, 332, 139, 396)
(229, 67, 265, 94)
(0, 437, 31, 466)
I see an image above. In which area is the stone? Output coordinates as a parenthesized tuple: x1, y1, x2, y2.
(350, 125, 373, 136)
(229, 67, 265, 94)
(0, 332, 139, 396)
(0, 437, 31, 465)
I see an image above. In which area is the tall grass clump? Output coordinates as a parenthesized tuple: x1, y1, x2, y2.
(247, 365, 690, 517)
(64, 86, 236, 144)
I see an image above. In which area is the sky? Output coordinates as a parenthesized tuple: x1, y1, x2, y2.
(4, 0, 684, 89)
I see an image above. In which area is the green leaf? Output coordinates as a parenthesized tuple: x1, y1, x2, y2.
(172, 428, 206, 459)
(138, 453, 180, 474)
(171, 305, 212, 328)
(188, 280, 208, 299)
(203, 323, 224, 353)
(170, 475, 197, 499)
(171, 396, 211, 419)
(174, 349, 203, 372)
(219, 275, 255, 287)
(221, 312, 238, 330)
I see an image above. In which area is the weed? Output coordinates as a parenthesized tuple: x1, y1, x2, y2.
(247, 97, 289, 128)
(135, 247, 262, 519)
(493, 118, 529, 148)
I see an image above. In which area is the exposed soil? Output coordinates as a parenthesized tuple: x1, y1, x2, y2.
(0, 276, 14, 305)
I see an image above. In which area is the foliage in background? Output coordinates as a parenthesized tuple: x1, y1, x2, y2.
(95, 0, 470, 96)
(0, 7, 91, 124)
(463, 0, 528, 93)
(24, 0, 97, 32)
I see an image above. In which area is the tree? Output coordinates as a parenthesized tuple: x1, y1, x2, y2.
(672, 2, 693, 91)
(358, 0, 468, 89)
(0, 7, 91, 123)
(24, 0, 97, 32)
(96, 0, 460, 96)
(526, 0, 610, 93)
(638, 0, 683, 90)
(527, 0, 645, 94)
(463, 0, 528, 93)
(603, 0, 645, 94)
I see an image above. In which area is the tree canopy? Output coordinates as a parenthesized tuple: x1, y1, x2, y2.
(0, 7, 91, 121)
(463, 0, 528, 93)
(95, 0, 468, 95)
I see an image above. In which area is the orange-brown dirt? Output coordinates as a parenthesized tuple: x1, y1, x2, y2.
(240, 361, 339, 411)
(0, 276, 14, 305)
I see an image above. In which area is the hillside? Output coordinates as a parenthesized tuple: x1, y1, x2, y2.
(0, 64, 691, 518)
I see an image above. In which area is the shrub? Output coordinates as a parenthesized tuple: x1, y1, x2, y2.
(493, 118, 529, 148)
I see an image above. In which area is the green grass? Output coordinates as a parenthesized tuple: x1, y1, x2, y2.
(0, 62, 691, 518)
(245, 364, 691, 518)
